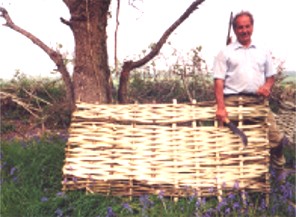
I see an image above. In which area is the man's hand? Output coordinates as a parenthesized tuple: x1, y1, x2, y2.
(257, 85, 271, 97)
(257, 76, 275, 97)
(216, 107, 228, 126)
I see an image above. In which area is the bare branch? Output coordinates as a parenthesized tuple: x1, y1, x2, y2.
(0, 91, 40, 118)
(118, 0, 206, 103)
(0, 6, 75, 111)
(114, 0, 120, 76)
(60, 17, 72, 27)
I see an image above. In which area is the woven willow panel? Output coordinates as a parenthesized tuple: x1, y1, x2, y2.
(275, 101, 296, 143)
(62, 100, 270, 197)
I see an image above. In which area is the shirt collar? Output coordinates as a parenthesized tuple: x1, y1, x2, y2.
(233, 40, 256, 49)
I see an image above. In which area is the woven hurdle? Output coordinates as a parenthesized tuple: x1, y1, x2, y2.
(275, 100, 296, 143)
(62, 99, 270, 198)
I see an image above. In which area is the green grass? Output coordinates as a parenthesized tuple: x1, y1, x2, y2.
(1, 136, 295, 217)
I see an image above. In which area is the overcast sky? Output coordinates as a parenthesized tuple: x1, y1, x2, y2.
(0, 0, 295, 80)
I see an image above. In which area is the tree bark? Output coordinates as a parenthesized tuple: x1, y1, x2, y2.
(118, 0, 205, 104)
(63, 0, 112, 104)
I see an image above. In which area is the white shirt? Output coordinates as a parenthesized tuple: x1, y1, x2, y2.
(213, 41, 276, 95)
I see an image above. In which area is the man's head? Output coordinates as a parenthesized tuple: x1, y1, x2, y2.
(232, 11, 254, 47)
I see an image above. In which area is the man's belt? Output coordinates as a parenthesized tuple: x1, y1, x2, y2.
(224, 93, 258, 98)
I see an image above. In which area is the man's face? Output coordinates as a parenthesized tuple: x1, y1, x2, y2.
(234, 15, 253, 46)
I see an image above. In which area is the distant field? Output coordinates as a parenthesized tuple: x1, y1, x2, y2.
(283, 74, 296, 83)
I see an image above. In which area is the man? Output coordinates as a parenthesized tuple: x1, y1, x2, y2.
(213, 11, 288, 181)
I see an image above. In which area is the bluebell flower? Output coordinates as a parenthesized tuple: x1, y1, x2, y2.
(288, 204, 296, 216)
(281, 182, 294, 200)
(122, 202, 133, 214)
(203, 208, 214, 217)
(139, 194, 153, 214)
(233, 181, 239, 190)
(41, 196, 48, 202)
(201, 198, 206, 205)
(106, 207, 116, 217)
(217, 199, 227, 211)
(20, 141, 27, 148)
(0, 161, 7, 169)
(195, 199, 201, 208)
(260, 199, 266, 210)
(56, 192, 65, 197)
(233, 202, 240, 210)
(33, 136, 41, 143)
(63, 177, 68, 184)
(72, 176, 77, 183)
(10, 167, 17, 176)
(228, 192, 236, 200)
(157, 190, 164, 200)
(189, 193, 196, 202)
(208, 187, 214, 193)
(54, 208, 63, 217)
(271, 205, 276, 215)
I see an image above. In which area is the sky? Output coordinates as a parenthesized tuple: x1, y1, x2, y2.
(0, 0, 295, 80)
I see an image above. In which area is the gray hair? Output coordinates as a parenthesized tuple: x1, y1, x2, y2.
(232, 11, 254, 29)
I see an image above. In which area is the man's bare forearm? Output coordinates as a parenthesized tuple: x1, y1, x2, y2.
(214, 79, 225, 109)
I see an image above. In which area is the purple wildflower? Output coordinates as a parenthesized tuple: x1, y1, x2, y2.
(203, 208, 214, 217)
(140, 194, 153, 210)
(233, 181, 239, 190)
(122, 202, 133, 214)
(228, 192, 236, 200)
(195, 199, 201, 208)
(1, 161, 7, 169)
(208, 187, 214, 193)
(233, 202, 240, 210)
(63, 177, 68, 184)
(217, 199, 227, 211)
(260, 199, 266, 210)
(225, 207, 231, 215)
(106, 207, 116, 217)
(72, 176, 77, 183)
(56, 192, 65, 197)
(288, 204, 296, 216)
(33, 136, 41, 144)
(20, 141, 27, 148)
(10, 167, 17, 176)
(281, 182, 294, 200)
(41, 196, 48, 202)
(157, 190, 164, 200)
(54, 208, 63, 217)
(201, 198, 206, 205)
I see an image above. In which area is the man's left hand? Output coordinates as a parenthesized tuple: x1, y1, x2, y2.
(257, 86, 271, 97)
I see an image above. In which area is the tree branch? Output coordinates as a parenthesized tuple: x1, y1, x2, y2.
(0, 7, 75, 111)
(114, 0, 120, 76)
(60, 17, 72, 27)
(118, 0, 205, 103)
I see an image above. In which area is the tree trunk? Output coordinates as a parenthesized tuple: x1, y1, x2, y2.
(64, 0, 112, 104)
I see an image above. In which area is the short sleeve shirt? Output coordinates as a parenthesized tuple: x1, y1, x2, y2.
(213, 41, 276, 95)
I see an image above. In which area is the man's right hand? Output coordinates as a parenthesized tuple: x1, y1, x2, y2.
(216, 107, 228, 126)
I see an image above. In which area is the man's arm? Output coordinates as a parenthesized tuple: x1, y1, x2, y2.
(257, 76, 275, 97)
(214, 78, 228, 122)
